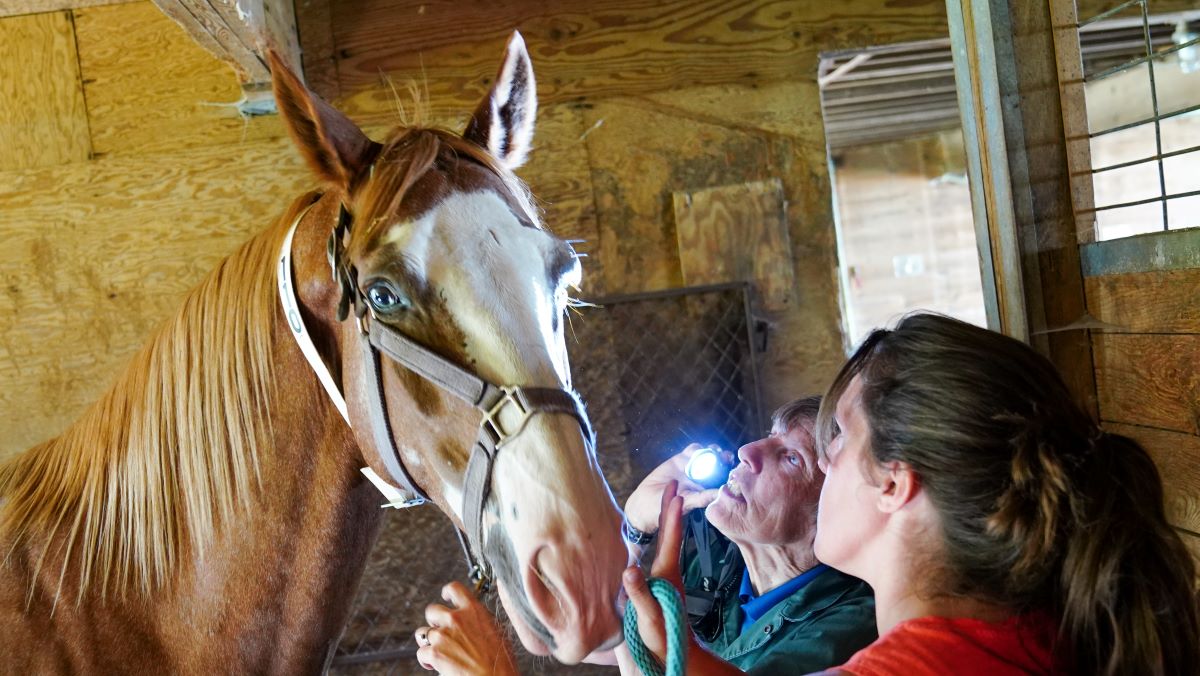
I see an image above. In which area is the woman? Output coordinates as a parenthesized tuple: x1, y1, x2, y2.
(626, 313, 1198, 674)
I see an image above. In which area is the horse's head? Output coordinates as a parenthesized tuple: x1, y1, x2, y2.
(269, 34, 626, 662)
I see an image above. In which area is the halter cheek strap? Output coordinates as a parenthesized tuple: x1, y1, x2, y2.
(276, 204, 421, 507)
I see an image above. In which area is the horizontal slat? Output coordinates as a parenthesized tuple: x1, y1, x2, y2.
(1080, 228, 1200, 275)
(1094, 333, 1200, 436)
(1105, 423, 1200, 534)
(1085, 268, 1200, 333)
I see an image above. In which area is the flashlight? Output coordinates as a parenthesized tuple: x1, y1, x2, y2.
(685, 446, 733, 488)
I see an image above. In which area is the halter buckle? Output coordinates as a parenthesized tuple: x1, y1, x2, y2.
(479, 387, 536, 450)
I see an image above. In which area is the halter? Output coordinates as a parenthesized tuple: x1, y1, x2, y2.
(277, 200, 595, 590)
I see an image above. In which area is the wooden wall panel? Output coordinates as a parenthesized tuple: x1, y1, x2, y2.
(674, 178, 793, 312)
(0, 11, 91, 170)
(330, 0, 946, 109)
(74, 1, 284, 157)
(1085, 269, 1200, 334)
(0, 137, 311, 458)
(1106, 423, 1200, 535)
(1093, 333, 1200, 436)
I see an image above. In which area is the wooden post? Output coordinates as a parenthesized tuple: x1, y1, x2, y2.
(946, 0, 1099, 415)
(150, 0, 303, 105)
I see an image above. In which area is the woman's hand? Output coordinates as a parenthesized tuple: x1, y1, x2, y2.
(622, 480, 686, 661)
(622, 481, 743, 676)
(624, 444, 729, 533)
(414, 581, 519, 676)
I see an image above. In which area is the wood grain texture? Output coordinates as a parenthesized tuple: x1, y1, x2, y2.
(674, 178, 794, 312)
(0, 11, 91, 170)
(1085, 268, 1200, 334)
(295, 0, 339, 100)
(330, 0, 947, 109)
(0, 136, 312, 458)
(1105, 423, 1200, 535)
(74, 1, 285, 157)
(0, 0, 129, 18)
(1094, 333, 1200, 436)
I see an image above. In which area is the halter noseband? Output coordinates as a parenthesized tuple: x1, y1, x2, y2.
(278, 199, 595, 590)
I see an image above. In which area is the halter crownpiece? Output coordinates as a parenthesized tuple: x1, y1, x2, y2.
(279, 199, 596, 590)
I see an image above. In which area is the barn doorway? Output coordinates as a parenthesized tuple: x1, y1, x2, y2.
(818, 39, 987, 349)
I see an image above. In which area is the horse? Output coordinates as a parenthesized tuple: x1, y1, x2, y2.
(0, 33, 627, 672)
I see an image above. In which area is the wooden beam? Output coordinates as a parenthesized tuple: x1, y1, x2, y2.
(0, 0, 126, 19)
(148, 0, 301, 91)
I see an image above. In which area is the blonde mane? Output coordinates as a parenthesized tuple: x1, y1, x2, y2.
(0, 204, 303, 603)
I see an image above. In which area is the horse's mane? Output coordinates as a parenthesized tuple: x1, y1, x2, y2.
(0, 201, 305, 603)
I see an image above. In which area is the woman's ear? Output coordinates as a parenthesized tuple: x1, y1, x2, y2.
(268, 49, 376, 191)
(877, 461, 920, 514)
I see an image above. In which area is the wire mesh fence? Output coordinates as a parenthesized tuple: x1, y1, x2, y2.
(327, 283, 764, 674)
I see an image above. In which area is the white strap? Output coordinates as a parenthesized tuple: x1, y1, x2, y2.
(276, 205, 350, 423)
(277, 206, 418, 510)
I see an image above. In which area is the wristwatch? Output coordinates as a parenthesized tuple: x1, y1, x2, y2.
(621, 518, 656, 546)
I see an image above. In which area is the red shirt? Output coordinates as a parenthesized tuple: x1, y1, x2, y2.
(841, 614, 1064, 675)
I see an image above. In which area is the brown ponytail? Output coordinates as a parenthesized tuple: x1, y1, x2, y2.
(817, 313, 1199, 675)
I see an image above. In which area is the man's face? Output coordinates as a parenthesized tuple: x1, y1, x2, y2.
(705, 420, 824, 546)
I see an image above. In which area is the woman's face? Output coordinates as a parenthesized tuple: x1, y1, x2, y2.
(814, 375, 886, 578)
(705, 421, 823, 547)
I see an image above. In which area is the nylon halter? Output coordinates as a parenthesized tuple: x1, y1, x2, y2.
(277, 199, 595, 590)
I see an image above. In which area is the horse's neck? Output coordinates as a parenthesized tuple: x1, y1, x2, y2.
(0, 208, 385, 673)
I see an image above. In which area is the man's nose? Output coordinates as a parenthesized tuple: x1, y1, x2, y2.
(737, 439, 767, 472)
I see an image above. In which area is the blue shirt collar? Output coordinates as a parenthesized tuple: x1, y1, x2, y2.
(738, 564, 829, 633)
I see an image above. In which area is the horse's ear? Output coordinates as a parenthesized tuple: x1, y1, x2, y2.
(463, 32, 537, 170)
(268, 50, 374, 191)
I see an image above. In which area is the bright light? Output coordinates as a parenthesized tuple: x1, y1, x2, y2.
(687, 450, 720, 482)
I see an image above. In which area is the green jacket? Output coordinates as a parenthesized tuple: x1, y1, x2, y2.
(681, 520, 877, 675)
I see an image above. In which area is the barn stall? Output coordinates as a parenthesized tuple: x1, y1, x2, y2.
(0, 0, 1197, 673)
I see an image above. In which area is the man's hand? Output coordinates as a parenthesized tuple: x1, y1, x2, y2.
(624, 444, 730, 533)
(414, 582, 519, 676)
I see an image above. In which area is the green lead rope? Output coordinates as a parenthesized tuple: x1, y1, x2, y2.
(623, 577, 687, 676)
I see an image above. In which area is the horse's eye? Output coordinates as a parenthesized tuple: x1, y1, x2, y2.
(366, 282, 409, 313)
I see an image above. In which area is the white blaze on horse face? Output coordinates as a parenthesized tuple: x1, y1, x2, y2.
(383, 189, 625, 661)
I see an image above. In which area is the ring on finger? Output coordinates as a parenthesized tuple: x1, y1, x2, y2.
(417, 627, 432, 648)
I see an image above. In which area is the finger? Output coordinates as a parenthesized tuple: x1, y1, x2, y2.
(651, 495, 685, 582)
(414, 626, 432, 648)
(720, 449, 737, 467)
(441, 580, 473, 609)
(680, 488, 719, 513)
(622, 566, 668, 657)
(424, 603, 453, 627)
(416, 644, 436, 671)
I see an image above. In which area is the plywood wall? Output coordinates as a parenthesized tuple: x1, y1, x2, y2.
(1086, 264, 1200, 564)
(0, 0, 951, 460)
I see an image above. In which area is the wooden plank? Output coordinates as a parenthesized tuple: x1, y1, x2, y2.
(1080, 228, 1200, 276)
(1179, 529, 1200, 583)
(74, 1, 285, 157)
(674, 179, 794, 312)
(0, 11, 91, 170)
(1094, 333, 1200, 436)
(1105, 423, 1200, 535)
(147, 0, 301, 85)
(1085, 268, 1200, 334)
(331, 0, 948, 111)
(295, 0, 339, 101)
(0, 135, 312, 458)
(0, 0, 129, 19)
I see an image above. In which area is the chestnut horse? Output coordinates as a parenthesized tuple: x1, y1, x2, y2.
(0, 34, 626, 672)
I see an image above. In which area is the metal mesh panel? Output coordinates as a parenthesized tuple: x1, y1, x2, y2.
(328, 283, 763, 673)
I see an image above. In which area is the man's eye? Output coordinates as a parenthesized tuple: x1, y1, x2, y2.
(787, 453, 801, 466)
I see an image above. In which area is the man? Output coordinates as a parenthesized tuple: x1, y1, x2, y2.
(620, 396, 875, 674)
(412, 396, 875, 674)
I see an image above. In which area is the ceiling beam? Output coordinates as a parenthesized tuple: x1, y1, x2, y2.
(149, 0, 301, 96)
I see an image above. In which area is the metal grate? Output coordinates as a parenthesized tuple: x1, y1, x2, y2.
(1071, 1, 1200, 239)
(327, 283, 764, 673)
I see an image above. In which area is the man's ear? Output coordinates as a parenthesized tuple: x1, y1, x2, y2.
(268, 49, 376, 191)
(462, 32, 537, 170)
(877, 461, 920, 514)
